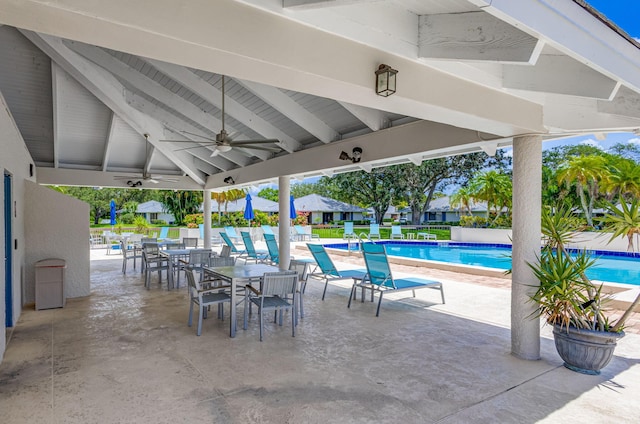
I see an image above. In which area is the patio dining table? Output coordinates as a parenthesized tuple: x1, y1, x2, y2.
(203, 263, 281, 337)
(159, 248, 192, 289)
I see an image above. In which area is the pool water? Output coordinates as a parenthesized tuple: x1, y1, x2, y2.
(325, 241, 640, 286)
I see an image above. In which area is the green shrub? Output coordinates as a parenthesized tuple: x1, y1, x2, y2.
(119, 213, 135, 224)
(151, 219, 167, 226)
(134, 216, 150, 233)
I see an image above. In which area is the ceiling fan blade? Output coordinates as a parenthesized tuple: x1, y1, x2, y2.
(230, 139, 280, 145)
(180, 131, 217, 142)
(236, 145, 281, 152)
(148, 178, 159, 184)
(173, 144, 217, 152)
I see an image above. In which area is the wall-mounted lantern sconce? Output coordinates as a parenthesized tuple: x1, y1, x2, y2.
(224, 176, 235, 185)
(375, 64, 398, 97)
(127, 180, 142, 187)
(339, 147, 363, 163)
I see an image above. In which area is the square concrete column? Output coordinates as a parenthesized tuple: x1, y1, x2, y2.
(278, 176, 291, 270)
(511, 135, 542, 360)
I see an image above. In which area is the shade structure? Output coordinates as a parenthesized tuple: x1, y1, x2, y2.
(109, 200, 116, 226)
(289, 195, 297, 220)
(243, 194, 255, 220)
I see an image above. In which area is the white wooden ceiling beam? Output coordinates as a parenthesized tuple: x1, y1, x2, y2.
(66, 42, 271, 161)
(469, 0, 640, 94)
(51, 61, 62, 168)
(20, 31, 207, 186)
(36, 167, 202, 190)
(101, 112, 116, 172)
(236, 78, 339, 143)
(543, 94, 640, 133)
(338, 101, 388, 131)
(206, 119, 501, 189)
(123, 90, 246, 169)
(504, 55, 619, 100)
(418, 11, 542, 64)
(147, 59, 302, 153)
(597, 86, 640, 119)
(0, 0, 544, 136)
(283, 0, 377, 10)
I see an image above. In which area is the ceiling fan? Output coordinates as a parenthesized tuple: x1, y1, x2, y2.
(165, 75, 281, 157)
(113, 172, 180, 186)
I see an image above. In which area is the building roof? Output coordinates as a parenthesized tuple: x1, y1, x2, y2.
(215, 196, 279, 213)
(136, 200, 166, 214)
(294, 194, 365, 213)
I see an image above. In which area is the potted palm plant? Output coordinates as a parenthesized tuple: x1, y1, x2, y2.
(529, 205, 638, 375)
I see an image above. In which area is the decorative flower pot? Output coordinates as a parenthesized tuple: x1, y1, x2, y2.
(552, 324, 624, 375)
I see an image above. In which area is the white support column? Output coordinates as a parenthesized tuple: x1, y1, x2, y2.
(203, 190, 212, 250)
(278, 176, 291, 270)
(511, 135, 542, 360)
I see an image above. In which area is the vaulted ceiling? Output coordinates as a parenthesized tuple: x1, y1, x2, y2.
(0, 0, 639, 190)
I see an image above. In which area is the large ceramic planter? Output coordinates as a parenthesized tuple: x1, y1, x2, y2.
(552, 324, 624, 375)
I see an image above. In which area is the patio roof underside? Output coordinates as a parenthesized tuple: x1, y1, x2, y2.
(1, 0, 639, 191)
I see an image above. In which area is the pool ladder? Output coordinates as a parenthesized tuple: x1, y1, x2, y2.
(346, 232, 376, 254)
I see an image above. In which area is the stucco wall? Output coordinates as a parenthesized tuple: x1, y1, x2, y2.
(450, 227, 513, 244)
(24, 182, 90, 302)
(0, 90, 35, 361)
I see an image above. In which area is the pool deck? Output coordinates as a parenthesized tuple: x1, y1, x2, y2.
(1, 243, 639, 423)
(316, 239, 640, 316)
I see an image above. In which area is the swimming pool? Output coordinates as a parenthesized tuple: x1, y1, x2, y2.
(324, 241, 640, 286)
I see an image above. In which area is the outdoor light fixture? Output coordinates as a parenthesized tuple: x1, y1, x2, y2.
(127, 180, 142, 187)
(339, 147, 363, 163)
(224, 176, 235, 185)
(375, 64, 398, 97)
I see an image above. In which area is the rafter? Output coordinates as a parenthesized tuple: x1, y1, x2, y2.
(338, 101, 389, 131)
(101, 112, 116, 172)
(20, 30, 207, 186)
(419, 11, 542, 64)
(66, 42, 271, 161)
(147, 59, 302, 153)
(504, 55, 619, 100)
(236, 78, 339, 143)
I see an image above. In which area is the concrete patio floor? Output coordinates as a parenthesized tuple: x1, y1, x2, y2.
(1, 245, 640, 423)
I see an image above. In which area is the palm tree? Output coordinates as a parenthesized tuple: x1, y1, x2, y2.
(450, 186, 474, 216)
(602, 158, 640, 202)
(468, 171, 512, 222)
(557, 155, 608, 227)
(601, 199, 640, 252)
(211, 189, 246, 225)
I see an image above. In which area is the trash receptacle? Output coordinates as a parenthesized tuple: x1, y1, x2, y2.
(35, 258, 66, 310)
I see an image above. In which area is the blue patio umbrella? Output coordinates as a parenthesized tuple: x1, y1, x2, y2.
(243, 194, 255, 220)
(109, 199, 116, 226)
(289, 195, 297, 220)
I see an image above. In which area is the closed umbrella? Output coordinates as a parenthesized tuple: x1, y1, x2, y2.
(243, 194, 255, 221)
(109, 199, 116, 226)
(289, 195, 297, 220)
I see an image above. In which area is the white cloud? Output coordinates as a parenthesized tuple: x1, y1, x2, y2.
(502, 147, 513, 157)
(627, 137, 640, 145)
(579, 138, 603, 149)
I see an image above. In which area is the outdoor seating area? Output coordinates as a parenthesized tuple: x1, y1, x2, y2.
(1, 246, 639, 422)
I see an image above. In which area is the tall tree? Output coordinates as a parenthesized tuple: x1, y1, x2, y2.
(557, 155, 608, 226)
(602, 157, 640, 202)
(159, 190, 203, 225)
(257, 187, 279, 202)
(449, 186, 474, 216)
(395, 151, 511, 224)
(211, 189, 246, 225)
(468, 170, 512, 221)
(328, 168, 401, 224)
(609, 141, 640, 163)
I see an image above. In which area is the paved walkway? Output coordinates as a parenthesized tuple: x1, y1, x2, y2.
(1, 246, 639, 423)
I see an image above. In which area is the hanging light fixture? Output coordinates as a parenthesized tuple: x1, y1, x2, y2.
(375, 64, 398, 97)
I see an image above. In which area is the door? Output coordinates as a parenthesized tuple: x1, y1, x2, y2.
(4, 173, 13, 327)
